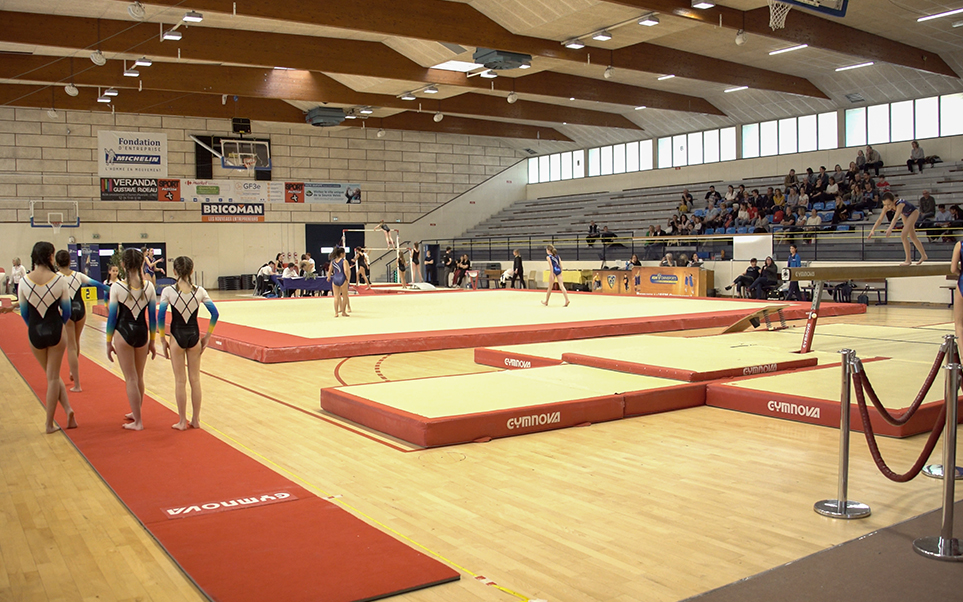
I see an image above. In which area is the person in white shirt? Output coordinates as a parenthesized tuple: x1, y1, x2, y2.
(255, 261, 275, 297)
(932, 204, 953, 242)
(280, 263, 301, 297)
(805, 209, 822, 242)
(10, 257, 27, 295)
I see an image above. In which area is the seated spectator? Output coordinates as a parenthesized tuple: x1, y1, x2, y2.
(681, 188, 694, 205)
(918, 190, 936, 221)
(772, 187, 786, 209)
(804, 167, 817, 187)
(849, 182, 878, 214)
(629, 254, 642, 267)
(748, 189, 762, 208)
(907, 140, 925, 174)
(706, 200, 722, 223)
(724, 185, 738, 205)
(833, 164, 846, 187)
(735, 202, 751, 227)
(691, 216, 704, 236)
(950, 206, 963, 240)
(678, 197, 690, 214)
(453, 254, 470, 288)
(586, 220, 600, 246)
(813, 176, 838, 203)
(687, 254, 703, 267)
(736, 184, 747, 202)
(725, 258, 761, 296)
(677, 254, 689, 267)
(786, 186, 800, 208)
(784, 169, 799, 190)
(748, 256, 780, 299)
(804, 208, 823, 241)
(660, 252, 677, 267)
(798, 187, 810, 209)
(753, 214, 770, 233)
(846, 161, 860, 185)
(864, 145, 883, 176)
(705, 185, 721, 203)
(932, 204, 953, 242)
(855, 149, 867, 173)
(876, 173, 890, 195)
(600, 226, 622, 248)
(831, 196, 851, 225)
(813, 167, 829, 194)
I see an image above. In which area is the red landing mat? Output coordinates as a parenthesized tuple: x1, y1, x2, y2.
(96, 297, 863, 364)
(0, 315, 458, 602)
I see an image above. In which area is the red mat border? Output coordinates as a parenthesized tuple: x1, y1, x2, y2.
(561, 352, 819, 382)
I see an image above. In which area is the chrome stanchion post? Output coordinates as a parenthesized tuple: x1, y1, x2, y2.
(815, 349, 871, 519)
(913, 362, 963, 561)
(924, 335, 963, 480)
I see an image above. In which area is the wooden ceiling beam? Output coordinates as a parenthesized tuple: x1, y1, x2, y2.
(0, 55, 642, 130)
(102, 0, 825, 97)
(0, 83, 571, 141)
(607, 1, 957, 78)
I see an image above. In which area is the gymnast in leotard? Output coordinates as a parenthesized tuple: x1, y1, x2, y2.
(373, 220, 395, 247)
(142, 247, 165, 287)
(868, 191, 928, 266)
(157, 256, 219, 431)
(55, 250, 110, 392)
(353, 247, 371, 289)
(397, 251, 408, 288)
(106, 248, 157, 431)
(18, 242, 77, 433)
(952, 241, 963, 360)
(541, 244, 570, 307)
(410, 242, 421, 283)
(327, 247, 350, 317)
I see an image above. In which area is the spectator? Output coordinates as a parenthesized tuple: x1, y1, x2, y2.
(680, 188, 694, 207)
(784, 169, 799, 190)
(660, 253, 677, 267)
(876, 173, 890, 195)
(833, 164, 846, 187)
(453, 254, 470, 288)
(786, 186, 800, 208)
(798, 187, 810, 209)
(805, 208, 823, 242)
(813, 167, 829, 195)
(442, 246, 454, 287)
(628, 254, 642, 267)
(10, 257, 26, 296)
(736, 184, 747, 202)
(804, 167, 816, 187)
(510, 249, 525, 288)
(855, 149, 866, 173)
(753, 214, 770, 234)
(907, 140, 925, 173)
(724, 185, 738, 205)
(706, 200, 722, 224)
(705, 185, 721, 203)
(586, 220, 600, 246)
(864, 145, 883, 176)
(933, 204, 953, 242)
(918, 190, 936, 220)
(772, 187, 786, 210)
(735, 203, 751, 227)
(725, 258, 761, 296)
(678, 197, 690, 214)
(687, 253, 703, 267)
(785, 244, 802, 301)
(748, 256, 780, 299)
(846, 161, 860, 184)
(600, 226, 618, 247)
(831, 196, 851, 225)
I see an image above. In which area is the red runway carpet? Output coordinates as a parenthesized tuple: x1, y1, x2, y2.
(0, 315, 459, 602)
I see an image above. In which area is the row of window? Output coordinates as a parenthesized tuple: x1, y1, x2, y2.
(528, 93, 963, 184)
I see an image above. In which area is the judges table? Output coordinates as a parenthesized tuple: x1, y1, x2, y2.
(592, 267, 713, 297)
(272, 275, 332, 293)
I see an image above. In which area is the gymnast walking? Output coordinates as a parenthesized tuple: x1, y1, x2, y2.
(55, 250, 110, 392)
(142, 247, 165, 287)
(18, 242, 77, 433)
(106, 248, 157, 431)
(868, 191, 928, 266)
(157, 256, 219, 431)
(327, 247, 350, 317)
(541, 245, 570, 307)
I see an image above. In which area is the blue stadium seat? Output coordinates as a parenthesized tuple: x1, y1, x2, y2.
(704, 228, 714, 235)
(736, 227, 748, 234)
(771, 226, 784, 233)
(812, 202, 824, 211)
(820, 212, 834, 222)
(694, 209, 706, 217)
(850, 211, 864, 221)
(767, 214, 775, 223)
(726, 227, 737, 234)
(837, 225, 851, 231)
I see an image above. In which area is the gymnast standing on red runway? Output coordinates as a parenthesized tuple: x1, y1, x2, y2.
(55, 249, 110, 392)
(106, 248, 157, 431)
(542, 244, 570, 307)
(157, 256, 219, 430)
(17, 242, 77, 433)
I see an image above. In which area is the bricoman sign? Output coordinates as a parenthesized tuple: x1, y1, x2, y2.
(98, 131, 167, 178)
(201, 202, 265, 222)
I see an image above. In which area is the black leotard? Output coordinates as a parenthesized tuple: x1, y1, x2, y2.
(19, 274, 68, 349)
(158, 285, 217, 349)
(109, 282, 156, 348)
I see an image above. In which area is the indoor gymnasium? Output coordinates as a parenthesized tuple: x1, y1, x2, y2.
(1, 1, 963, 601)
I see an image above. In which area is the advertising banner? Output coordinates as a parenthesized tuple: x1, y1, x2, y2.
(98, 131, 167, 178)
(182, 180, 275, 204)
(100, 178, 159, 201)
(158, 179, 181, 202)
(286, 182, 361, 204)
(200, 202, 265, 223)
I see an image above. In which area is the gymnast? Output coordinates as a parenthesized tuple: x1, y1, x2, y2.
(18, 242, 77, 433)
(410, 242, 422, 283)
(157, 256, 219, 430)
(142, 247, 165, 287)
(327, 247, 350, 317)
(541, 244, 570, 307)
(55, 250, 110, 392)
(103, 264, 120, 286)
(106, 248, 157, 431)
(868, 191, 928, 266)
(397, 251, 409, 288)
(374, 220, 395, 247)
(353, 247, 371, 289)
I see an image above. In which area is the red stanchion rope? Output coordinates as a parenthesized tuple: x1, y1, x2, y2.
(852, 370, 946, 482)
(856, 348, 945, 426)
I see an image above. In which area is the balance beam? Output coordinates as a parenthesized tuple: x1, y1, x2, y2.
(784, 264, 952, 282)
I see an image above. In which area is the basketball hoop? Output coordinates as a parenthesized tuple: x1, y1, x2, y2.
(49, 212, 63, 235)
(242, 156, 257, 176)
(51, 221, 62, 235)
(768, 0, 792, 30)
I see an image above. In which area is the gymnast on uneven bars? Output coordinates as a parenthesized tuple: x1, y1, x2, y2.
(373, 220, 398, 247)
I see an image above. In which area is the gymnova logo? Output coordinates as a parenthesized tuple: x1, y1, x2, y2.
(650, 274, 678, 284)
(743, 363, 778, 376)
(163, 491, 298, 519)
(507, 411, 561, 430)
(504, 358, 532, 368)
(767, 401, 820, 418)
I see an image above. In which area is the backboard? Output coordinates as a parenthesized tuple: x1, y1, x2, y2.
(29, 200, 80, 234)
(221, 139, 272, 171)
(780, 0, 848, 17)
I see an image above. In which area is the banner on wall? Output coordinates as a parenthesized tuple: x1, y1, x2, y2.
(98, 131, 167, 178)
(286, 182, 361, 204)
(100, 178, 159, 201)
(182, 180, 274, 203)
(200, 202, 265, 223)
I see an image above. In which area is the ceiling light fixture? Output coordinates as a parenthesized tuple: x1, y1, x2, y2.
(359, 107, 374, 114)
(563, 39, 585, 50)
(518, 63, 531, 69)
(593, 30, 613, 41)
(163, 28, 182, 41)
(47, 109, 58, 118)
(634, 105, 646, 110)
(103, 88, 119, 96)
(724, 85, 749, 93)
(507, 91, 518, 104)
(64, 83, 79, 97)
(569, 97, 575, 101)
(400, 92, 416, 101)
(735, 30, 748, 45)
(97, 88, 110, 103)
(127, 2, 146, 20)
(692, 1, 715, 9)
(345, 111, 357, 119)
(376, 128, 386, 138)
(479, 69, 497, 78)
(657, 74, 675, 80)
(90, 50, 106, 66)
(769, 43, 808, 55)
(953, 20, 963, 27)
(639, 14, 660, 26)
(134, 56, 152, 67)
(603, 65, 614, 79)
(433, 112, 444, 122)
(123, 63, 139, 77)
(182, 10, 203, 23)
(918, 7, 963, 22)
(423, 85, 439, 93)
(835, 61, 874, 72)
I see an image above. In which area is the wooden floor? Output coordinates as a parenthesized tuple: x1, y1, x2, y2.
(1, 296, 960, 602)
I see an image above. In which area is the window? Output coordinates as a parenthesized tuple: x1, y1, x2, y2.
(625, 141, 640, 172)
(672, 135, 688, 167)
(687, 132, 703, 165)
(538, 155, 550, 183)
(549, 153, 561, 182)
(817, 112, 837, 150)
(845, 108, 866, 147)
(613, 144, 626, 174)
(890, 101, 914, 142)
(760, 121, 778, 156)
(528, 157, 539, 183)
(915, 96, 939, 139)
(798, 114, 817, 152)
(703, 129, 720, 163)
(941, 93, 963, 137)
(867, 104, 890, 145)
(587, 147, 601, 177)
(572, 150, 585, 178)
(720, 127, 736, 161)
(742, 123, 759, 159)
(560, 151, 573, 180)
(778, 118, 797, 155)
(657, 137, 672, 169)
(640, 139, 654, 170)
(600, 145, 613, 176)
